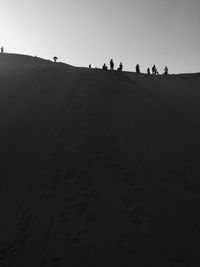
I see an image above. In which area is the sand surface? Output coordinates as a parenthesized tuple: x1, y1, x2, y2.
(0, 54, 200, 266)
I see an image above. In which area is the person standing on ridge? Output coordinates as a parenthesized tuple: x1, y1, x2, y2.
(152, 65, 155, 74)
(152, 65, 159, 75)
(136, 64, 140, 73)
(119, 62, 123, 71)
(147, 68, 150, 75)
(164, 66, 168, 75)
(110, 59, 114, 70)
(1, 46, 4, 53)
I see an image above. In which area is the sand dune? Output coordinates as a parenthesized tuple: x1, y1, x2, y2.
(0, 53, 200, 266)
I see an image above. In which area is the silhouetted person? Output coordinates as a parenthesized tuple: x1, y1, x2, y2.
(152, 65, 155, 74)
(102, 63, 108, 70)
(152, 65, 159, 75)
(164, 66, 168, 75)
(54, 56, 58, 62)
(147, 68, 150, 75)
(118, 62, 123, 71)
(1, 46, 4, 53)
(136, 64, 140, 73)
(110, 59, 114, 70)
(89, 64, 91, 68)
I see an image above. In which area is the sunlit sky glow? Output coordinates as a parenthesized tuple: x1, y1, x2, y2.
(1, 0, 200, 73)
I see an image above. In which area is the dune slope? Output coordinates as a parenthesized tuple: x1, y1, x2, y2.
(0, 54, 200, 266)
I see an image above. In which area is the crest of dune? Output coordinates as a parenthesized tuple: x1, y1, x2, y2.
(0, 53, 200, 267)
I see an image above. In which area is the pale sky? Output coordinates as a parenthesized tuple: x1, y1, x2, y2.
(1, 0, 200, 73)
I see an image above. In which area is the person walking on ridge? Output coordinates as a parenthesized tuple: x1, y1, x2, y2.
(136, 64, 140, 73)
(152, 65, 159, 75)
(1, 46, 4, 53)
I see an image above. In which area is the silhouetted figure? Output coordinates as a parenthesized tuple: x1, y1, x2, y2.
(89, 64, 91, 68)
(54, 56, 58, 62)
(102, 63, 108, 70)
(152, 65, 155, 74)
(110, 59, 114, 70)
(118, 62, 123, 71)
(147, 68, 150, 75)
(152, 65, 159, 75)
(1, 46, 4, 53)
(164, 66, 168, 75)
(136, 64, 140, 73)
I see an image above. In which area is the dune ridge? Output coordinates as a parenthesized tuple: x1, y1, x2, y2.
(0, 54, 200, 266)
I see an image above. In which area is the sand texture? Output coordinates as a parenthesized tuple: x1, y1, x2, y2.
(0, 54, 200, 266)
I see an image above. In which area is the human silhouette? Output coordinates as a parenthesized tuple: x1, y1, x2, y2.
(147, 68, 150, 75)
(152, 65, 159, 75)
(1, 46, 4, 53)
(152, 65, 155, 74)
(136, 64, 140, 73)
(118, 62, 123, 71)
(89, 64, 91, 68)
(53, 56, 58, 62)
(102, 63, 108, 70)
(110, 59, 114, 70)
(164, 66, 168, 75)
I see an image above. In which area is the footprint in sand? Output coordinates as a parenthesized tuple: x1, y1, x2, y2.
(121, 185, 152, 232)
(39, 256, 64, 267)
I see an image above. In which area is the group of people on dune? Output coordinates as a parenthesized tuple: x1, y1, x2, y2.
(0, 47, 168, 75)
(89, 59, 169, 75)
(89, 59, 123, 72)
(142, 64, 168, 75)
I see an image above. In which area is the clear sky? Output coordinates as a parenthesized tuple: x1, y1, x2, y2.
(1, 0, 200, 73)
